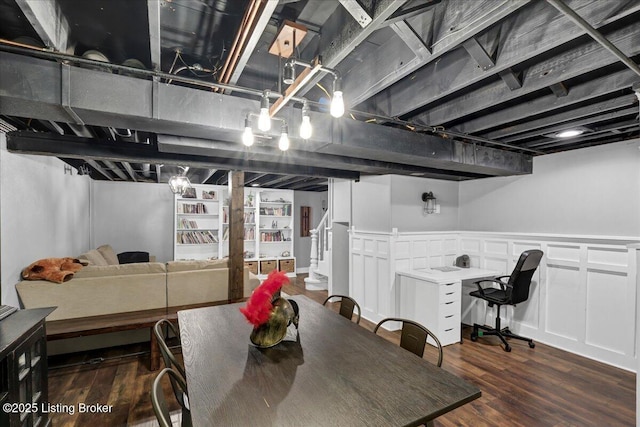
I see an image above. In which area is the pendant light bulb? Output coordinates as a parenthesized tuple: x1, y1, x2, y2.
(258, 108, 271, 132)
(258, 92, 271, 131)
(330, 77, 345, 118)
(242, 119, 254, 147)
(300, 106, 312, 139)
(279, 124, 290, 151)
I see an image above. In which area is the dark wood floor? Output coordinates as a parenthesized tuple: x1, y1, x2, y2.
(47, 275, 636, 426)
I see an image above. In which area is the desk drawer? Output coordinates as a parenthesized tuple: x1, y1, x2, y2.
(439, 281, 461, 300)
(440, 300, 460, 318)
(440, 312, 460, 332)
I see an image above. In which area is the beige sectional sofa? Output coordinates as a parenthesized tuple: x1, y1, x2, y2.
(15, 246, 260, 321)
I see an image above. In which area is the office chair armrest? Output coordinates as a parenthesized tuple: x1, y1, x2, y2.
(473, 278, 508, 293)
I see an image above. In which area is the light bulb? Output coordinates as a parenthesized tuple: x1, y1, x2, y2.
(330, 90, 344, 118)
(279, 127, 290, 151)
(300, 115, 312, 139)
(242, 126, 254, 146)
(258, 108, 271, 131)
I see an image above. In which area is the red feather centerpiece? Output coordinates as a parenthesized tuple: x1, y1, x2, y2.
(240, 270, 289, 327)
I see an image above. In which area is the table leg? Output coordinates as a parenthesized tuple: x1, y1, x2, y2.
(150, 327, 160, 371)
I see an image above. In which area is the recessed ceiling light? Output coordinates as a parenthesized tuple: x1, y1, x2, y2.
(555, 129, 585, 138)
(251, 183, 260, 187)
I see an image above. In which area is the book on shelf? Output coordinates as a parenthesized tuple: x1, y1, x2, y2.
(176, 230, 218, 244)
(178, 202, 208, 214)
(259, 205, 291, 216)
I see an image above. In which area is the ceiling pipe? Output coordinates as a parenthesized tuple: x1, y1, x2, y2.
(218, 0, 262, 87)
(545, 0, 640, 79)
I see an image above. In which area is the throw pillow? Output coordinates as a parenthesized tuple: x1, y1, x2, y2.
(97, 244, 119, 265)
(78, 249, 109, 266)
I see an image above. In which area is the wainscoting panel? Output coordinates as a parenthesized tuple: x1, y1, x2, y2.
(585, 269, 628, 353)
(545, 264, 581, 341)
(350, 230, 638, 370)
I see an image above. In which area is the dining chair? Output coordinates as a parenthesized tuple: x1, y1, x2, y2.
(374, 317, 443, 367)
(151, 367, 190, 427)
(323, 294, 361, 324)
(153, 319, 191, 426)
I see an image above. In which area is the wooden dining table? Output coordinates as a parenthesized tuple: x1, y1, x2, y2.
(178, 295, 481, 426)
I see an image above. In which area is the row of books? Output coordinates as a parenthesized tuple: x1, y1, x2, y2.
(222, 210, 256, 223)
(260, 205, 292, 216)
(178, 202, 209, 214)
(177, 218, 199, 229)
(176, 230, 218, 244)
(260, 231, 288, 242)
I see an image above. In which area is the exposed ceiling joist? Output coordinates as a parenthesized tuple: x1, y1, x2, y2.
(14, 0, 70, 52)
(413, 19, 640, 126)
(369, 0, 635, 118)
(345, 0, 530, 108)
(146, 0, 161, 71)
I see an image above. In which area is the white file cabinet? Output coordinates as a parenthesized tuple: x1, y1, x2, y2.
(396, 274, 462, 346)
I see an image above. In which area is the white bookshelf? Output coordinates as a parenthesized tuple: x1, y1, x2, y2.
(173, 185, 224, 261)
(173, 186, 296, 277)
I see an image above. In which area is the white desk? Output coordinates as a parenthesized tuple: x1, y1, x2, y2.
(396, 267, 498, 346)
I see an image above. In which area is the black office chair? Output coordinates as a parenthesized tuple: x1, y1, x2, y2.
(374, 318, 443, 367)
(153, 319, 192, 426)
(469, 249, 543, 352)
(151, 367, 190, 427)
(323, 294, 361, 324)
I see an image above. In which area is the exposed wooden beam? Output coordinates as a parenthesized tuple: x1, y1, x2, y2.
(484, 94, 638, 140)
(549, 82, 569, 97)
(462, 37, 494, 70)
(338, 0, 372, 28)
(345, 0, 530, 107)
(15, 0, 70, 52)
(228, 171, 245, 301)
(297, 0, 406, 98)
(412, 20, 640, 126)
(147, 0, 161, 71)
(85, 159, 113, 180)
(382, 1, 442, 27)
(390, 21, 431, 60)
(364, 0, 637, 117)
(121, 162, 139, 182)
(455, 69, 640, 134)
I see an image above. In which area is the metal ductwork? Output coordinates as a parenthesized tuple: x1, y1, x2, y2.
(0, 51, 533, 179)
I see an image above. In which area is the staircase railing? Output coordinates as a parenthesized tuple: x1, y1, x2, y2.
(307, 210, 330, 282)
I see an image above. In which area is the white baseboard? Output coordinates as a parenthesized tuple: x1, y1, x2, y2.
(296, 267, 309, 274)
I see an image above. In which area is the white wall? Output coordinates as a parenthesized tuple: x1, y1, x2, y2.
(0, 134, 91, 305)
(91, 180, 175, 262)
(294, 190, 327, 270)
(390, 175, 459, 231)
(459, 140, 640, 236)
(352, 175, 392, 231)
(331, 178, 352, 224)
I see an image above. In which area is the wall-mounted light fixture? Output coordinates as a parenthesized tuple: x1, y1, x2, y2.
(422, 192, 437, 215)
(168, 166, 191, 195)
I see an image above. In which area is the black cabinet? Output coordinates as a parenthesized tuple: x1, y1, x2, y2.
(0, 307, 55, 427)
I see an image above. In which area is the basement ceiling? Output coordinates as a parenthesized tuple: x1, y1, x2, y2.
(0, 0, 639, 192)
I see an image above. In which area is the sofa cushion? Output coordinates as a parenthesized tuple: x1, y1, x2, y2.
(74, 262, 166, 279)
(166, 259, 228, 273)
(97, 244, 119, 265)
(78, 249, 108, 266)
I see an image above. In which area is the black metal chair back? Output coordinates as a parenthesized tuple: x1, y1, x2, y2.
(374, 317, 443, 367)
(151, 367, 190, 427)
(323, 294, 361, 324)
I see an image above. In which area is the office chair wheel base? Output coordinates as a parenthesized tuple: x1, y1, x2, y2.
(528, 342, 535, 348)
(504, 344, 512, 352)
